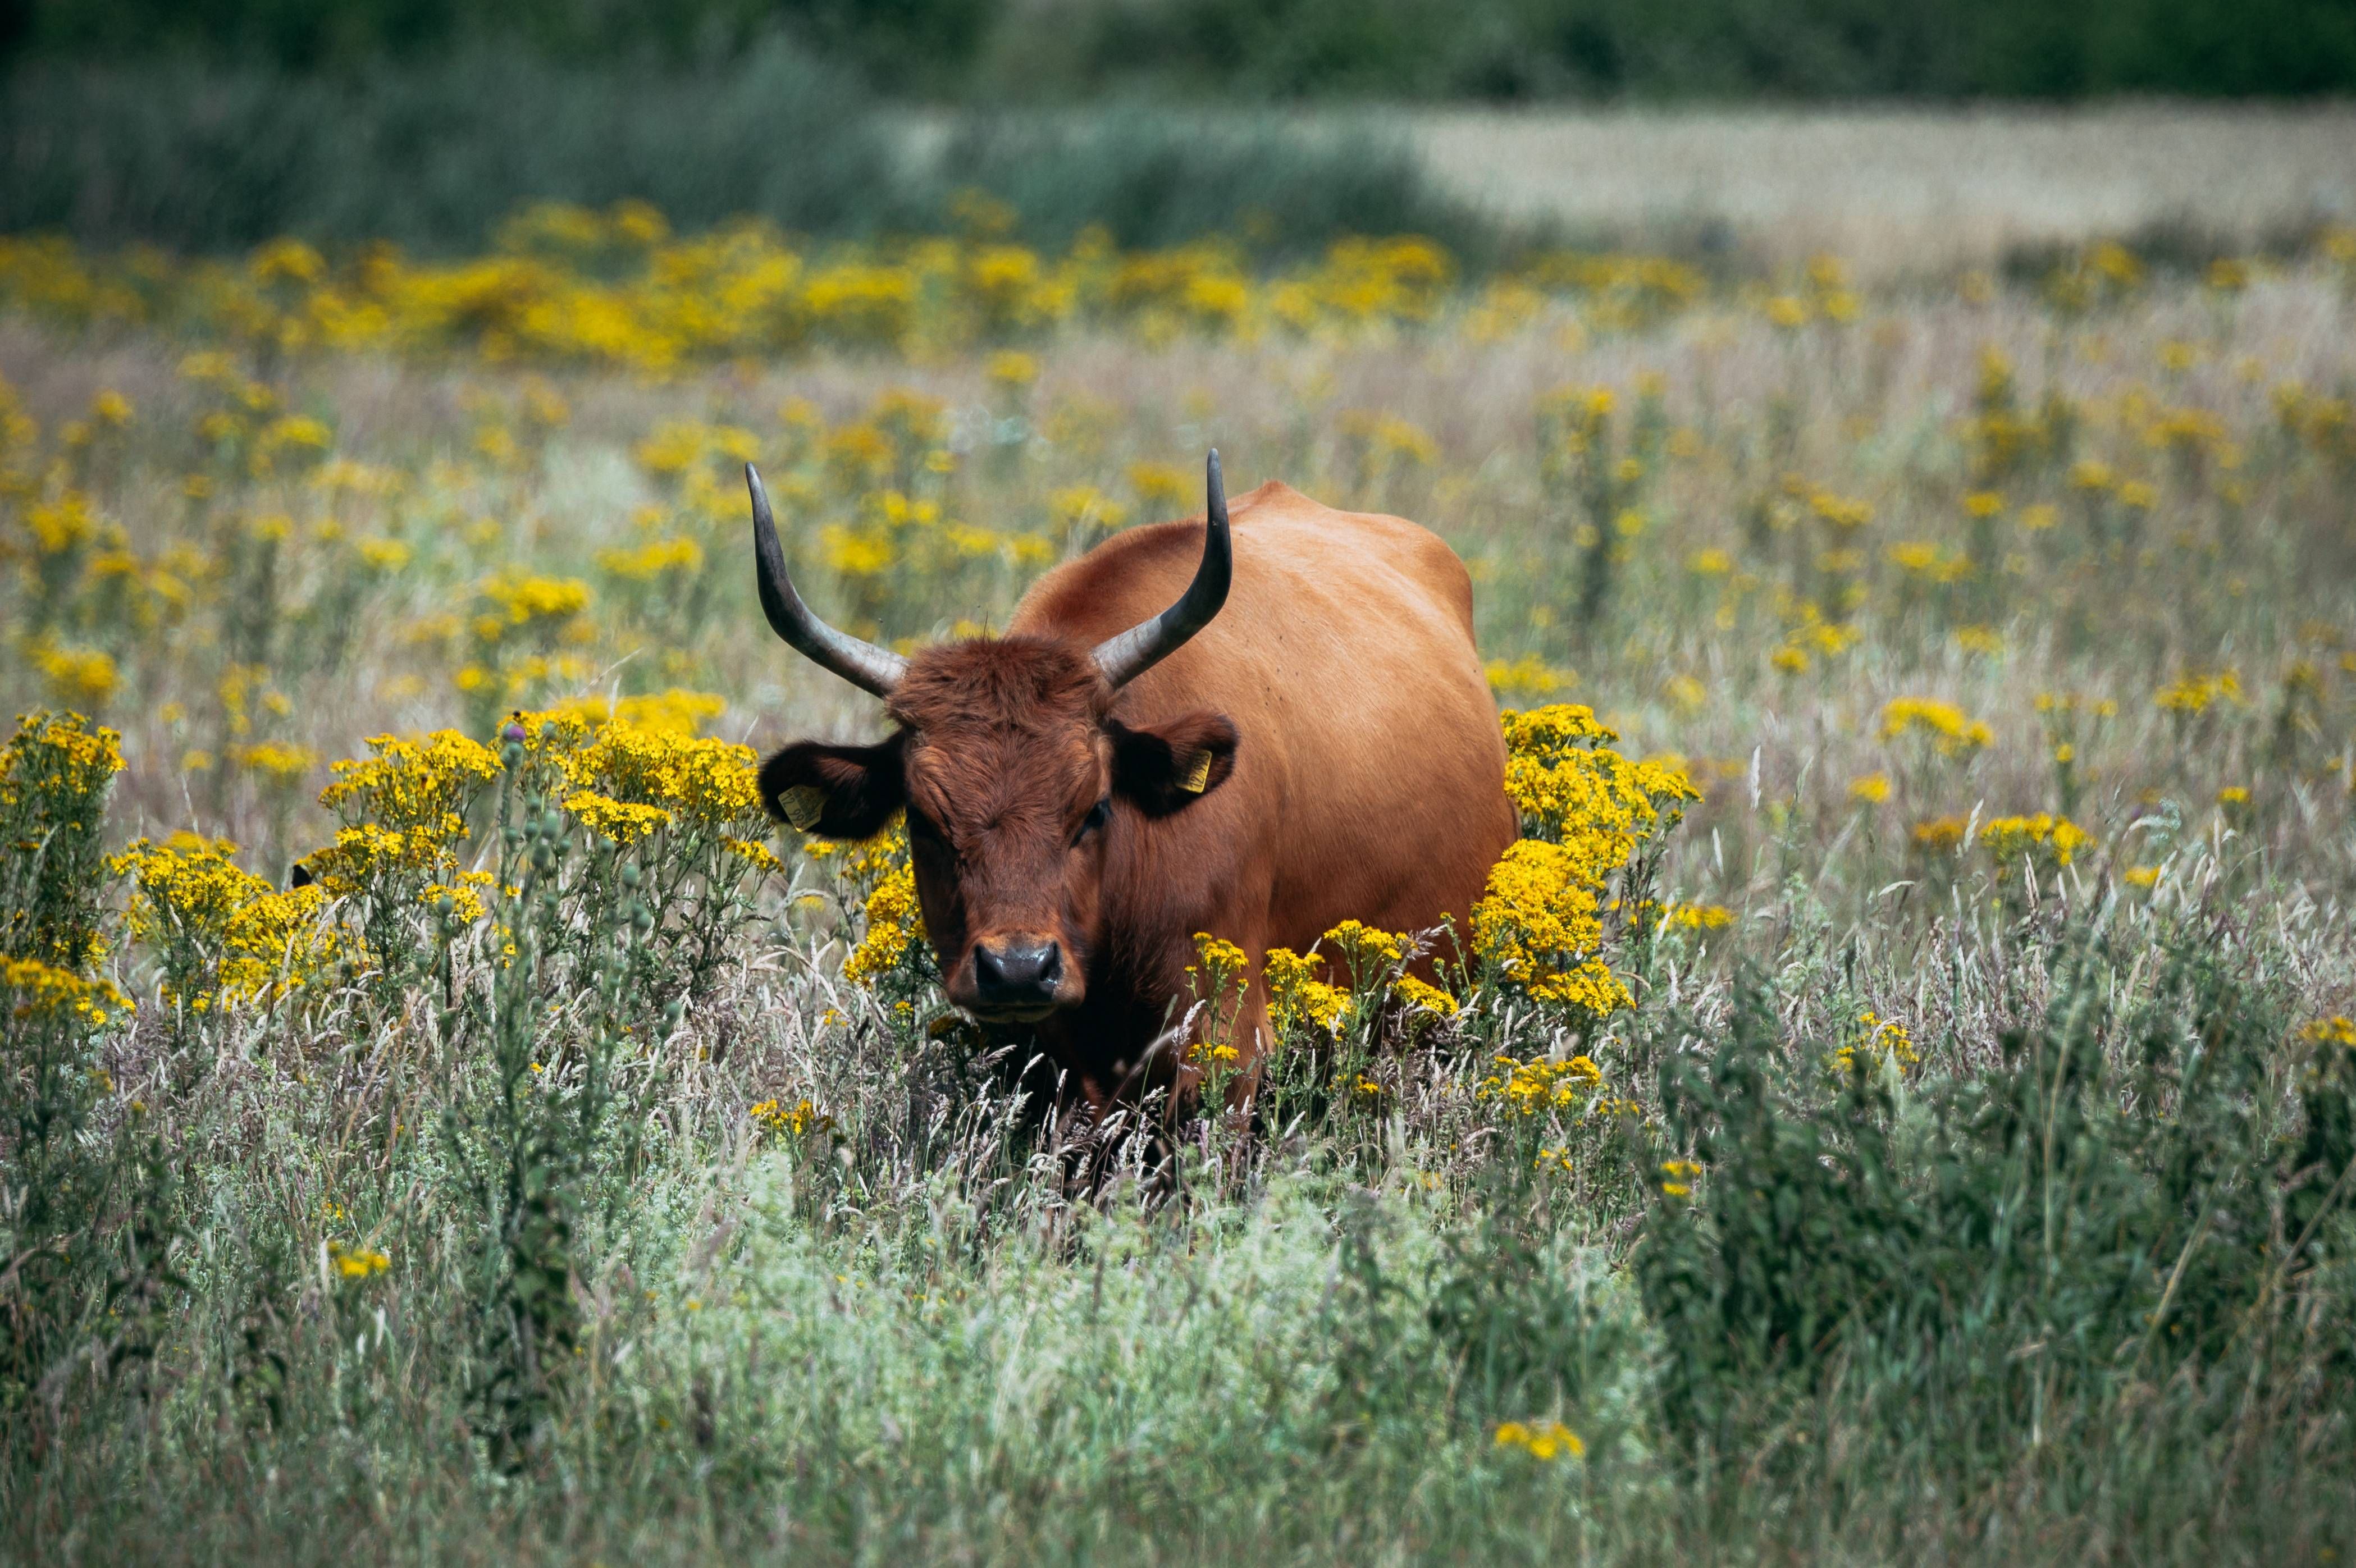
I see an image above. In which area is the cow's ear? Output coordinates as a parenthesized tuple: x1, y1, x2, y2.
(1108, 711, 1239, 816)
(759, 733, 907, 839)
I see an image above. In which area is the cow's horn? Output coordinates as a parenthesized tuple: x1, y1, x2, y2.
(747, 463, 906, 698)
(1092, 449, 1233, 690)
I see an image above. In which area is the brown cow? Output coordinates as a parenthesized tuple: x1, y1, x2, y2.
(753, 453, 1516, 1112)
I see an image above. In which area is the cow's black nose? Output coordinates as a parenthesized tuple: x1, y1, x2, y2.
(973, 939, 1062, 1004)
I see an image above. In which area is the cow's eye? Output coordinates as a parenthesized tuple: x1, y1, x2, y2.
(1075, 797, 1111, 844)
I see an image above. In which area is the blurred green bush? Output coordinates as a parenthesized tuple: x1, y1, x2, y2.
(0, 43, 1496, 258)
(0, 41, 902, 252)
(934, 110, 1492, 260)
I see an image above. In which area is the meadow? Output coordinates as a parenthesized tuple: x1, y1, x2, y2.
(4, 200, 2356, 1562)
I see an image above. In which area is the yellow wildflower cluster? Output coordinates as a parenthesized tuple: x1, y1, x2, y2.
(1474, 707, 1695, 1018)
(805, 824, 907, 892)
(1498, 705, 1698, 849)
(2155, 670, 2245, 717)
(564, 794, 674, 844)
(1888, 540, 1973, 585)
(328, 1241, 391, 1279)
(1913, 817, 1968, 854)
(0, 217, 1713, 372)
(542, 688, 727, 738)
(1478, 1053, 1608, 1117)
(233, 740, 319, 787)
(1264, 945, 1350, 1038)
(841, 858, 922, 991)
(2299, 1016, 2356, 1049)
(1188, 932, 1253, 1064)
(595, 536, 704, 583)
(28, 639, 121, 708)
(310, 730, 501, 890)
(1485, 655, 1574, 701)
(474, 573, 593, 647)
(1473, 840, 1631, 1017)
(1, 954, 130, 1029)
(1322, 918, 1404, 972)
(0, 708, 125, 815)
(750, 1097, 832, 1139)
(112, 833, 336, 1008)
(1880, 698, 1993, 755)
(548, 719, 762, 841)
(1979, 813, 2095, 868)
(1833, 1009, 1919, 1077)
(1492, 1420, 1585, 1460)
(1392, 974, 1458, 1018)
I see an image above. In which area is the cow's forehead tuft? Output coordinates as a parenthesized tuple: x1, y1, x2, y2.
(891, 635, 1105, 732)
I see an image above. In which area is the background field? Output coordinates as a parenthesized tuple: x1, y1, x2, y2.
(6, 15, 2356, 1564)
(1396, 102, 2356, 274)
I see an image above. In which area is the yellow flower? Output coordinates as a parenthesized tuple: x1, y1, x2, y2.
(842, 849, 921, 991)
(1127, 461, 1191, 511)
(985, 350, 1038, 388)
(1485, 655, 1575, 700)
(29, 641, 120, 708)
(1849, 772, 1892, 804)
(1912, 816, 1967, 853)
(1475, 1053, 1610, 1116)
(751, 1097, 832, 1138)
(1832, 1010, 1917, 1077)
(1264, 946, 1349, 1037)
(1979, 813, 2094, 868)
(1494, 1420, 1584, 1460)
(565, 791, 674, 844)
(722, 836, 783, 873)
(111, 834, 337, 1008)
(474, 572, 592, 641)
(2155, 670, 2245, 717)
(595, 536, 704, 582)
(232, 740, 318, 785)
(327, 1240, 391, 1279)
(1, 955, 131, 1030)
(1880, 697, 1993, 755)
(1392, 974, 1457, 1017)
(1955, 625, 2003, 656)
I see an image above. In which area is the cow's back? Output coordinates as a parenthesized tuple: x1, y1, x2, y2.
(1013, 481, 1516, 970)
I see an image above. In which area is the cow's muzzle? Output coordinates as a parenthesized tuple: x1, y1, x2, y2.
(966, 936, 1066, 1022)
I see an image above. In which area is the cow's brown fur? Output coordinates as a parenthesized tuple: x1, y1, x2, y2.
(761, 480, 1517, 1110)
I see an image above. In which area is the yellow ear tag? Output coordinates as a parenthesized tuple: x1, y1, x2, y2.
(1180, 749, 1213, 794)
(778, 785, 827, 831)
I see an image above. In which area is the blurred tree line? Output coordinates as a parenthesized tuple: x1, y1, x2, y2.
(7, 0, 2354, 98)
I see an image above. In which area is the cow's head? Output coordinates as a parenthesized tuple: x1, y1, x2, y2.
(752, 453, 1238, 1023)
